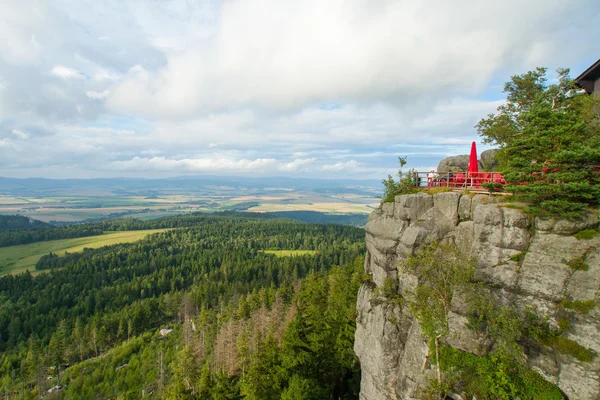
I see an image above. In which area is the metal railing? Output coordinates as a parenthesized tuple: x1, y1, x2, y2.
(410, 171, 506, 190)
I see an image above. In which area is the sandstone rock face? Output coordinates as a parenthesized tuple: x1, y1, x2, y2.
(355, 193, 600, 400)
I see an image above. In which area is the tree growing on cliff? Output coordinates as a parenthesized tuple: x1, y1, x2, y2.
(382, 156, 418, 202)
(476, 67, 600, 216)
(399, 243, 475, 389)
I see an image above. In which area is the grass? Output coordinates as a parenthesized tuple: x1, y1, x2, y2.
(574, 229, 600, 240)
(0, 229, 170, 276)
(259, 250, 318, 257)
(566, 254, 590, 271)
(560, 299, 596, 314)
(544, 336, 597, 362)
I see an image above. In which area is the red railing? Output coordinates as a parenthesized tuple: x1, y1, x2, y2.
(411, 171, 506, 190)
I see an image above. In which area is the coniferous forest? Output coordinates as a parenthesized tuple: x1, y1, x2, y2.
(0, 213, 366, 399)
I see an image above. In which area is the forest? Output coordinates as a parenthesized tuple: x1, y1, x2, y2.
(0, 213, 366, 399)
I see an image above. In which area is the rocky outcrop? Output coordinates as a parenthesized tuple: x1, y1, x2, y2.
(355, 192, 600, 399)
(479, 148, 499, 171)
(436, 149, 499, 173)
(436, 154, 471, 173)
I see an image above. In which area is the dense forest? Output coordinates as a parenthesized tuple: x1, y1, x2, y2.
(0, 213, 366, 399)
(0, 211, 367, 248)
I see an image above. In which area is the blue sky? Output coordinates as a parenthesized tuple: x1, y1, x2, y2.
(1, 0, 599, 180)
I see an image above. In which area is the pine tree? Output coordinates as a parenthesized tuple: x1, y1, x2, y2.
(477, 67, 600, 216)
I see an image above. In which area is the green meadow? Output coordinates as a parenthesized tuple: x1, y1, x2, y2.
(0, 229, 170, 276)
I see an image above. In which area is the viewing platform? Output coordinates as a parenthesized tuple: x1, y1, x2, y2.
(410, 171, 506, 193)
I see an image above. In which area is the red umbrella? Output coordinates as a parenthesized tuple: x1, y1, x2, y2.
(467, 141, 478, 187)
(467, 141, 478, 173)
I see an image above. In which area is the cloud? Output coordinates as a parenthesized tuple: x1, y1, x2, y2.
(107, 0, 600, 118)
(320, 160, 360, 172)
(108, 156, 279, 173)
(86, 90, 110, 99)
(1, 0, 600, 179)
(11, 129, 29, 139)
(51, 66, 86, 80)
(279, 158, 317, 172)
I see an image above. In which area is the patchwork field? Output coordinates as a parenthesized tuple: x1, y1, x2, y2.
(0, 229, 170, 276)
(248, 202, 377, 213)
(259, 250, 319, 257)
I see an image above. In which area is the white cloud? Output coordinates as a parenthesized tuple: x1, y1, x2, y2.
(11, 129, 29, 139)
(86, 90, 110, 99)
(2, 0, 600, 179)
(51, 65, 86, 80)
(107, 0, 599, 118)
(109, 156, 278, 173)
(279, 158, 316, 172)
(320, 160, 360, 172)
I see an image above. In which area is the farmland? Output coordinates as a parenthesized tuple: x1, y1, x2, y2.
(0, 176, 380, 223)
(0, 229, 170, 276)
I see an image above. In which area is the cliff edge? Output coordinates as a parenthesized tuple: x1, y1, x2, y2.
(355, 192, 600, 399)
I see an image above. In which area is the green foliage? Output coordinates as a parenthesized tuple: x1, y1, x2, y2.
(566, 254, 590, 271)
(545, 337, 597, 362)
(477, 67, 600, 217)
(377, 277, 402, 306)
(423, 187, 453, 195)
(509, 252, 526, 265)
(382, 156, 418, 202)
(399, 242, 476, 340)
(438, 346, 564, 400)
(467, 290, 525, 360)
(523, 308, 596, 362)
(574, 228, 600, 240)
(0, 214, 365, 399)
(560, 299, 596, 314)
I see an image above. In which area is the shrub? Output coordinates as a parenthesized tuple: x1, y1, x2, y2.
(574, 229, 600, 240)
(382, 156, 419, 203)
(438, 346, 563, 400)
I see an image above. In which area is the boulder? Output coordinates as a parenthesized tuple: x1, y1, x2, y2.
(479, 149, 500, 171)
(437, 154, 470, 173)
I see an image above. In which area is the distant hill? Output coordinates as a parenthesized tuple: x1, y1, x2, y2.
(0, 176, 381, 197)
(0, 215, 50, 230)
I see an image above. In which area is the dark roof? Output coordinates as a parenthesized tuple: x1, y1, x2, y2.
(575, 58, 600, 93)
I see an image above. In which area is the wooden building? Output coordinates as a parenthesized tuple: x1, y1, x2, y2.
(576, 58, 600, 94)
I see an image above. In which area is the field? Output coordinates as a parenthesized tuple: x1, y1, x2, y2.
(0, 229, 170, 276)
(248, 202, 377, 213)
(259, 250, 318, 257)
(0, 177, 381, 222)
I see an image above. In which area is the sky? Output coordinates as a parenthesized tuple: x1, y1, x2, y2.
(1, 0, 600, 180)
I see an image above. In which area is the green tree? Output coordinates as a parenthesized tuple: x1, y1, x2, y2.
(165, 346, 199, 399)
(240, 336, 284, 400)
(382, 156, 418, 202)
(48, 320, 69, 387)
(399, 242, 476, 387)
(476, 67, 600, 216)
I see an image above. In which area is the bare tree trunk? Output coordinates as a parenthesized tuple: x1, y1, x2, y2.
(435, 336, 441, 384)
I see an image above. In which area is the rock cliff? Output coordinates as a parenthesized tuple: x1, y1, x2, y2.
(355, 192, 600, 399)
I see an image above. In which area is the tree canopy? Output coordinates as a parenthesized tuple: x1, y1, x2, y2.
(476, 67, 600, 216)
